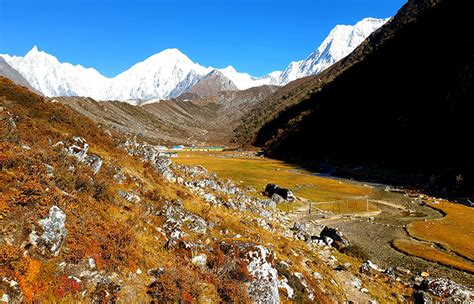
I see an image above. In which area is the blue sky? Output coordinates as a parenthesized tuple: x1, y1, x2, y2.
(0, 0, 406, 77)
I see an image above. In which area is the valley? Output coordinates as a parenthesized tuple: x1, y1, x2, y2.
(174, 150, 474, 287)
(1, 0, 473, 302)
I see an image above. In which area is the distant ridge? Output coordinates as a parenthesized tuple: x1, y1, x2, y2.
(0, 17, 387, 102)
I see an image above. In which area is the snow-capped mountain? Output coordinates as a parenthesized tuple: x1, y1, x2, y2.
(104, 48, 212, 100)
(1, 46, 110, 99)
(218, 66, 281, 90)
(0, 17, 389, 102)
(276, 17, 389, 85)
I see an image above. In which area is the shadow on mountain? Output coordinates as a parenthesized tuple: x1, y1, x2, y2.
(254, 0, 474, 199)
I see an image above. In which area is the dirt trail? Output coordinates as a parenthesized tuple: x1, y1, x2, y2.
(286, 176, 474, 287)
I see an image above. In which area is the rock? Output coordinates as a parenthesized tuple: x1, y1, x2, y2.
(360, 260, 381, 274)
(29, 205, 67, 256)
(277, 277, 294, 299)
(43, 163, 54, 176)
(420, 271, 430, 278)
(246, 246, 280, 304)
(320, 226, 350, 250)
(88, 258, 96, 269)
(117, 190, 141, 203)
(64, 137, 102, 173)
(384, 267, 395, 278)
(271, 193, 285, 204)
(291, 222, 307, 233)
(147, 267, 165, 277)
(0, 278, 22, 303)
(83, 153, 103, 174)
(259, 199, 276, 209)
(264, 184, 296, 202)
(350, 277, 362, 289)
(113, 171, 126, 184)
(413, 290, 433, 304)
(420, 278, 473, 302)
(312, 272, 323, 280)
(191, 254, 207, 267)
(66, 137, 89, 161)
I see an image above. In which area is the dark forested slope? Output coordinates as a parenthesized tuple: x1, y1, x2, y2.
(252, 0, 474, 197)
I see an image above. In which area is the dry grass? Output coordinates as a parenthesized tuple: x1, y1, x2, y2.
(174, 151, 374, 213)
(0, 77, 411, 302)
(393, 238, 474, 273)
(407, 200, 474, 261)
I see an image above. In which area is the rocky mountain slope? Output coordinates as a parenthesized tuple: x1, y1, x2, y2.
(0, 57, 40, 95)
(0, 17, 386, 102)
(55, 84, 279, 145)
(182, 70, 238, 99)
(276, 17, 388, 85)
(1, 76, 439, 303)
(239, 0, 474, 198)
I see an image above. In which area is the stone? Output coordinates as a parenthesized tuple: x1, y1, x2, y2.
(191, 254, 207, 267)
(312, 272, 323, 280)
(291, 222, 307, 233)
(360, 260, 381, 274)
(271, 193, 285, 204)
(43, 163, 54, 176)
(117, 190, 141, 203)
(83, 153, 103, 174)
(88, 258, 96, 269)
(277, 277, 294, 299)
(420, 278, 473, 302)
(246, 246, 280, 304)
(29, 205, 67, 256)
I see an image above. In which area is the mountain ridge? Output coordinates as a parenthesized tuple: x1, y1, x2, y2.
(0, 17, 387, 102)
(245, 0, 474, 198)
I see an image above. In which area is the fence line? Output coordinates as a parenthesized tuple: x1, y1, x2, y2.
(291, 196, 372, 215)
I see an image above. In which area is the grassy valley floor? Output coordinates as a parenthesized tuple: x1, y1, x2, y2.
(174, 150, 474, 287)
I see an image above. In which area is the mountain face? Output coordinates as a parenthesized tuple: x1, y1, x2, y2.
(0, 57, 40, 94)
(1, 46, 109, 98)
(104, 49, 211, 101)
(182, 70, 238, 99)
(276, 17, 389, 85)
(0, 17, 386, 102)
(246, 0, 474, 197)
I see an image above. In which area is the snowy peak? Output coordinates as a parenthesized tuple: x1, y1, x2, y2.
(107, 48, 211, 101)
(277, 17, 389, 85)
(0, 16, 389, 102)
(26, 45, 40, 56)
(1, 45, 109, 98)
(217, 65, 281, 90)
